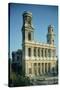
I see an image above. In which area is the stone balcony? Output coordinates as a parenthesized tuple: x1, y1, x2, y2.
(25, 56, 57, 61)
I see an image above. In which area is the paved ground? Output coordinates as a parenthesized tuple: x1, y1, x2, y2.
(30, 76, 58, 85)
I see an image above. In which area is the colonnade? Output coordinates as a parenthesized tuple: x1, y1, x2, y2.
(28, 62, 51, 76)
(25, 47, 56, 57)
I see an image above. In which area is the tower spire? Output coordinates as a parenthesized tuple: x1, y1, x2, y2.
(47, 25, 55, 45)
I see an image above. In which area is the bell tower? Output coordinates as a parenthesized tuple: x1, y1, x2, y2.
(47, 25, 55, 45)
(21, 11, 34, 75)
(22, 11, 34, 44)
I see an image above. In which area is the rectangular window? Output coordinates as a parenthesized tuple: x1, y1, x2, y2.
(28, 48, 31, 57)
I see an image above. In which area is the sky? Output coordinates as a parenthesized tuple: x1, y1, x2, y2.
(9, 3, 58, 58)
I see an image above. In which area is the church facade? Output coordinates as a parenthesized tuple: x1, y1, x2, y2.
(21, 11, 57, 79)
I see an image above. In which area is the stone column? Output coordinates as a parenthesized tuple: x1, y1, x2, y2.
(45, 49, 46, 57)
(42, 63, 44, 74)
(45, 63, 46, 74)
(39, 63, 41, 75)
(37, 63, 39, 76)
(40, 48, 41, 57)
(47, 63, 48, 73)
(39, 48, 40, 57)
(38, 63, 40, 75)
(43, 48, 45, 57)
(36, 48, 38, 58)
(25, 63, 28, 76)
(25, 46, 28, 56)
(38, 48, 40, 57)
(55, 49, 56, 57)
(44, 63, 45, 74)
(32, 47, 33, 58)
(49, 49, 50, 57)
(32, 63, 34, 76)
(51, 49, 52, 57)
(40, 63, 42, 75)
(53, 49, 56, 57)
(46, 49, 48, 57)
(50, 63, 51, 73)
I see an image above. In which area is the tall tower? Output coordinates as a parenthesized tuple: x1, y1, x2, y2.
(47, 25, 55, 45)
(22, 11, 34, 43)
(21, 11, 34, 75)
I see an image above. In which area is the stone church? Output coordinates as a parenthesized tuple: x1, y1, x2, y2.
(21, 11, 57, 78)
(12, 11, 57, 79)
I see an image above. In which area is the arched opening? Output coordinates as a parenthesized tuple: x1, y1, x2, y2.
(28, 32, 31, 40)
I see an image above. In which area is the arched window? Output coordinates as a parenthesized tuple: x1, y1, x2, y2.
(28, 32, 31, 40)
